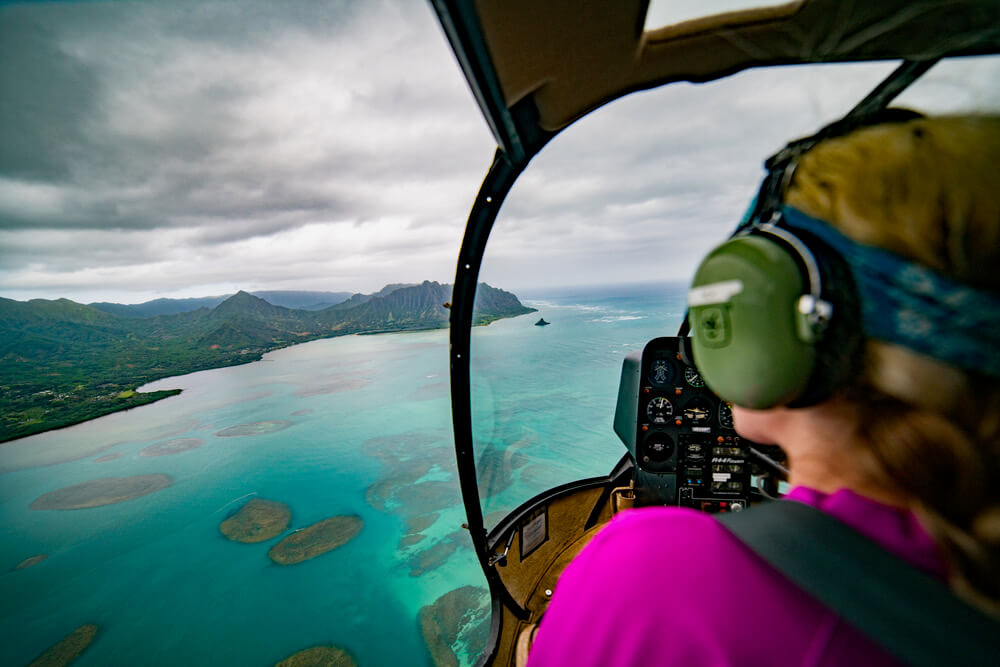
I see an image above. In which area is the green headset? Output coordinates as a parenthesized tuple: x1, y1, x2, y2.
(687, 208, 861, 409)
(683, 113, 930, 409)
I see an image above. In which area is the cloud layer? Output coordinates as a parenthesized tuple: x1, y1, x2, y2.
(0, 1, 997, 302)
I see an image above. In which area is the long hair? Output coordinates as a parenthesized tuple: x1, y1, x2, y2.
(784, 115, 1000, 614)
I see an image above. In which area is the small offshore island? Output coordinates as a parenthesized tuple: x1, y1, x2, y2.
(26, 624, 99, 667)
(268, 515, 363, 565)
(220, 498, 292, 543)
(275, 645, 357, 667)
(0, 282, 535, 443)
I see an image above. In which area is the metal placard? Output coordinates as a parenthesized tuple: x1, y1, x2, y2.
(520, 507, 548, 560)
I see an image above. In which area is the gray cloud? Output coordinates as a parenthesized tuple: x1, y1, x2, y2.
(0, 1, 997, 303)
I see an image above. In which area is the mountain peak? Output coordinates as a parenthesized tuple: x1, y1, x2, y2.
(212, 290, 282, 317)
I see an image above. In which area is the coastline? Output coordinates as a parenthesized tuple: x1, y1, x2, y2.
(0, 310, 534, 445)
(0, 389, 182, 446)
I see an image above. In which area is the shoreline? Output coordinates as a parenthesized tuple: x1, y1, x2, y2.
(0, 389, 182, 446)
(0, 311, 533, 445)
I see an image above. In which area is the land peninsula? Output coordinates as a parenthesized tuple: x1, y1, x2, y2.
(0, 282, 535, 442)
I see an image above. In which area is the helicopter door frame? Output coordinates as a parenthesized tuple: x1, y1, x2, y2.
(447, 54, 939, 665)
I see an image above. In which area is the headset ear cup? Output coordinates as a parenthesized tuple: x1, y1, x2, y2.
(688, 235, 817, 409)
(786, 234, 862, 407)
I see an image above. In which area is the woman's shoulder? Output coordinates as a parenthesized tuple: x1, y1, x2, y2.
(584, 505, 747, 566)
(529, 507, 807, 666)
(550, 505, 788, 616)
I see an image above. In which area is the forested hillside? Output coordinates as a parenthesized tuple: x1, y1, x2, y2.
(0, 282, 534, 442)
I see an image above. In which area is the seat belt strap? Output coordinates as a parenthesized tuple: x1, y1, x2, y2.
(716, 500, 1000, 666)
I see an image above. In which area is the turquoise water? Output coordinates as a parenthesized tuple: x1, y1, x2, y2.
(0, 284, 685, 666)
(471, 284, 687, 526)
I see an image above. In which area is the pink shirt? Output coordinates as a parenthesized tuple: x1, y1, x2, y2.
(527, 488, 946, 667)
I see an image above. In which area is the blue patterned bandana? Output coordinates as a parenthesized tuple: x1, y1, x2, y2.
(779, 205, 1000, 378)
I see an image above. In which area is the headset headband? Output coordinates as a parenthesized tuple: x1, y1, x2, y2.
(781, 206, 1000, 378)
(736, 108, 929, 237)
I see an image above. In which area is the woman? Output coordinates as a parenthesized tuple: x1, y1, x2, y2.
(527, 115, 1000, 666)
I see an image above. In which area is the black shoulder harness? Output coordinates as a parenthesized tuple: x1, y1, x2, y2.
(716, 501, 1000, 666)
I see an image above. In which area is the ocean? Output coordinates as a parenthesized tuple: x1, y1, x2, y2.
(0, 283, 687, 666)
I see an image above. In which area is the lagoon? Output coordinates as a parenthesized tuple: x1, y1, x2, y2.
(0, 284, 685, 666)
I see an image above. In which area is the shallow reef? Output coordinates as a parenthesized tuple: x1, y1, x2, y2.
(15, 554, 48, 570)
(419, 586, 490, 667)
(412, 381, 448, 401)
(364, 462, 432, 512)
(140, 438, 204, 457)
(215, 420, 292, 437)
(407, 530, 468, 577)
(294, 375, 371, 397)
(30, 474, 172, 510)
(405, 513, 440, 535)
(361, 430, 445, 464)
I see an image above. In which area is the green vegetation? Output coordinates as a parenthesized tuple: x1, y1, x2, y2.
(0, 282, 535, 442)
(268, 515, 363, 565)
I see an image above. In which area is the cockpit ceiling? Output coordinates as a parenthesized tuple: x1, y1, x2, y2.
(470, 0, 1000, 134)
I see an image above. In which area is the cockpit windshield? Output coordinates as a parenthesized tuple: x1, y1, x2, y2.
(467, 55, 1000, 533)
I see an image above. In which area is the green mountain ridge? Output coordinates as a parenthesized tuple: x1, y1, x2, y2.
(0, 282, 536, 443)
(88, 290, 357, 317)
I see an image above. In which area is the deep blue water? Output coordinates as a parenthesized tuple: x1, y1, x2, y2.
(0, 283, 686, 666)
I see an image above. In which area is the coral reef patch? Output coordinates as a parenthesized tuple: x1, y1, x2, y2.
(268, 515, 363, 565)
(419, 587, 490, 667)
(220, 498, 292, 543)
(274, 645, 356, 667)
(30, 475, 172, 510)
(140, 438, 204, 457)
(15, 554, 48, 570)
(27, 624, 98, 667)
(215, 421, 291, 437)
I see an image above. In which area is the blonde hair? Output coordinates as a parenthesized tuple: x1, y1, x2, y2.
(785, 115, 1000, 614)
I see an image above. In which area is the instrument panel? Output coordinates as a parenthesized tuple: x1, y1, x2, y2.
(614, 337, 777, 512)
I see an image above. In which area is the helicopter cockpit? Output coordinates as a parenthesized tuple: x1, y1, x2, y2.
(430, 1, 1000, 664)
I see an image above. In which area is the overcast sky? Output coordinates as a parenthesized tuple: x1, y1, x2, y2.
(1, 1, 997, 304)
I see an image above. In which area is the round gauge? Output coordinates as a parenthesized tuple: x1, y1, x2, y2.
(649, 359, 674, 386)
(718, 401, 734, 429)
(646, 397, 673, 424)
(682, 398, 712, 425)
(684, 367, 706, 388)
(642, 432, 674, 462)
